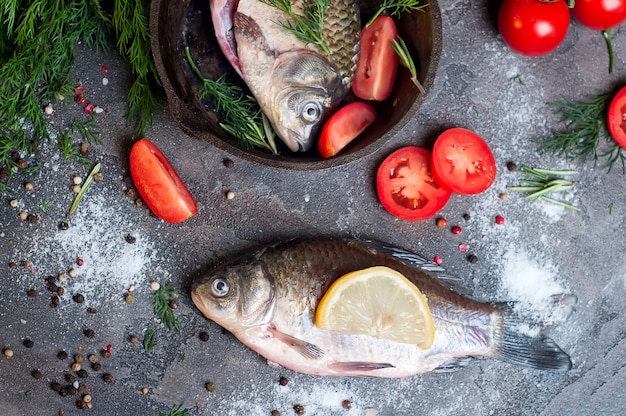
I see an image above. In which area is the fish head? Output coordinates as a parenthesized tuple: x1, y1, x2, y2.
(266, 50, 346, 152)
(191, 260, 276, 332)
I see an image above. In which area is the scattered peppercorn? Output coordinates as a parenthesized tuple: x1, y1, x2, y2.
(80, 143, 89, 156)
(134, 198, 143, 207)
(21, 260, 31, 268)
(101, 350, 111, 359)
(51, 382, 62, 392)
(76, 258, 84, 266)
(23, 338, 34, 348)
(17, 159, 28, 169)
(467, 254, 478, 264)
(129, 335, 139, 344)
(68, 268, 77, 278)
(495, 215, 505, 225)
(76, 400, 86, 409)
(433, 256, 443, 266)
(59, 387, 68, 397)
(73, 294, 85, 304)
(87, 307, 97, 314)
(271, 411, 281, 416)
(205, 382, 216, 392)
(463, 213, 471, 221)
(499, 192, 507, 200)
(198, 331, 209, 342)
(83, 394, 92, 403)
(451, 226, 462, 235)
(58, 221, 69, 231)
(51, 295, 60, 308)
(65, 374, 76, 383)
(24, 182, 33, 190)
(125, 188, 137, 199)
(78, 385, 89, 394)
(27, 289, 38, 298)
(507, 161, 517, 172)
(279, 376, 289, 386)
(91, 362, 101, 371)
(32, 369, 42, 379)
(47, 281, 59, 293)
(102, 373, 114, 383)
(293, 404, 305, 415)
(9, 262, 18, 269)
(71, 363, 81, 372)
(125, 234, 136, 244)
(19, 211, 28, 220)
(435, 217, 448, 229)
(125, 294, 135, 304)
(150, 281, 160, 291)
(342, 400, 352, 409)
(93, 172, 104, 182)
(141, 387, 148, 395)
(9, 199, 18, 208)
(58, 350, 69, 360)
(77, 369, 88, 379)
(223, 159, 234, 168)
(226, 190, 235, 200)
(27, 213, 38, 224)
(74, 354, 84, 364)
(88, 354, 98, 364)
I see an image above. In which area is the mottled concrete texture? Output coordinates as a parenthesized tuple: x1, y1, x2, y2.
(2, 1, 626, 415)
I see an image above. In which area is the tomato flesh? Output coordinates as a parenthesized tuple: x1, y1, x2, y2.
(130, 138, 198, 223)
(607, 85, 626, 149)
(318, 102, 377, 158)
(572, 0, 626, 30)
(352, 16, 399, 101)
(498, 0, 570, 56)
(377, 147, 451, 221)
(431, 128, 496, 195)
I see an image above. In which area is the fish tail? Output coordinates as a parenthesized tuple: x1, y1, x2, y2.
(497, 303, 572, 371)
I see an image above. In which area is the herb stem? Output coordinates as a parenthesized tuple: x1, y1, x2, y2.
(68, 163, 101, 218)
(507, 165, 578, 211)
(602, 30, 614, 74)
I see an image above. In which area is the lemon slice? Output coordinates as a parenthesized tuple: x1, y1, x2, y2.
(315, 266, 435, 349)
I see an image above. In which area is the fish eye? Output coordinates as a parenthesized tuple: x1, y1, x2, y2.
(211, 278, 229, 298)
(300, 101, 322, 123)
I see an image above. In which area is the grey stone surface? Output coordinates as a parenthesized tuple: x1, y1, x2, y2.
(2, 1, 626, 415)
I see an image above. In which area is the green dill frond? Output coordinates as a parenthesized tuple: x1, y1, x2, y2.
(143, 324, 157, 353)
(159, 403, 191, 416)
(263, 0, 330, 53)
(150, 282, 181, 331)
(368, 0, 427, 26)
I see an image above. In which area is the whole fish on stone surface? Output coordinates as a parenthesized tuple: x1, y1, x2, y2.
(191, 239, 572, 377)
(210, 0, 360, 152)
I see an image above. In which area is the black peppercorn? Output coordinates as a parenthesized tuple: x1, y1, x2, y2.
(102, 373, 114, 383)
(467, 254, 478, 264)
(77, 369, 88, 379)
(73, 294, 85, 304)
(198, 331, 209, 342)
(65, 374, 76, 383)
(279, 376, 288, 386)
(51, 295, 60, 308)
(293, 404, 305, 415)
(125, 234, 136, 244)
(83, 329, 95, 339)
(32, 369, 42, 379)
(51, 382, 62, 392)
(57, 350, 68, 360)
(23, 338, 34, 348)
(91, 362, 101, 371)
(58, 221, 69, 231)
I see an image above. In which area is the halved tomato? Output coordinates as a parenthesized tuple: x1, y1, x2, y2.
(130, 138, 198, 223)
(352, 16, 399, 101)
(607, 85, 626, 149)
(431, 128, 496, 195)
(376, 147, 451, 221)
(318, 102, 377, 158)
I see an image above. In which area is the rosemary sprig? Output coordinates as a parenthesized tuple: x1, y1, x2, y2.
(159, 403, 191, 416)
(507, 166, 579, 211)
(143, 324, 157, 353)
(368, 0, 428, 27)
(151, 282, 181, 331)
(539, 93, 626, 173)
(184, 47, 277, 154)
(391, 36, 425, 94)
(68, 163, 101, 217)
(263, 0, 331, 53)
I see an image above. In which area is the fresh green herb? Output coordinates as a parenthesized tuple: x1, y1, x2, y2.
(40, 200, 49, 213)
(608, 202, 614, 214)
(509, 74, 524, 85)
(68, 163, 101, 217)
(143, 324, 157, 353)
(158, 403, 191, 416)
(112, 0, 162, 136)
(507, 166, 579, 211)
(368, 0, 428, 27)
(391, 36, 425, 94)
(184, 47, 277, 154)
(263, 0, 331, 53)
(539, 93, 626, 173)
(151, 282, 181, 331)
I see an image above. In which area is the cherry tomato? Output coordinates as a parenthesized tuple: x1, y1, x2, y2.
(607, 85, 626, 149)
(430, 128, 496, 195)
(130, 138, 198, 223)
(376, 147, 451, 221)
(352, 16, 399, 101)
(571, 0, 626, 30)
(498, 0, 570, 56)
(318, 102, 377, 158)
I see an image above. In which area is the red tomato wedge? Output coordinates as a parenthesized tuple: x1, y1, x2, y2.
(430, 128, 496, 195)
(130, 138, 198, 223)
(607, 85, 626, 150)
(352, 16, 399, 101)
(377, 147, 451, 221)
(318, 102, 377, 158)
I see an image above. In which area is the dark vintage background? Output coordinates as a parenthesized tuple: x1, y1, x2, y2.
(2, 0, 626, 415)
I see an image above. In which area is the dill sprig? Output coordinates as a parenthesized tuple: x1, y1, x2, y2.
(184, 47, 277, 154)
(159, 403, 191, 416)
(391, 36, 425, 94)
(263, 0, 331, 53)
(143, 324, 157, 353)
(112, 0, 162, 137)
(150, 282, 181, 331)
(368, 0, 428, 27)
(508, 166, 579, 211)
(539, 93, 626, 173)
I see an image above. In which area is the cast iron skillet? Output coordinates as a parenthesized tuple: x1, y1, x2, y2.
(149, 0, 442, 170)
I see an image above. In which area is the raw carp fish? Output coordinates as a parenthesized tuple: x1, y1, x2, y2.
(191, 239, 572, 377)
(210, 0, 360, 152)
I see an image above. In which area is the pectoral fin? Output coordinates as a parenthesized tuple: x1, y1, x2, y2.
(269, 326, 324, 360)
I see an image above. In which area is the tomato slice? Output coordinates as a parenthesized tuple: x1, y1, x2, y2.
(607, 85, 626, 150)
(318, 102, 377, 158)
(352, 16, 399, 101)
(376, 147, 451, 221)
(430, 128, 496, 195)
(130, 138, 198, 223)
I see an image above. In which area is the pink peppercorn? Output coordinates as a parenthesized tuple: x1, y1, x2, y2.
(433, 256, 443, 266)
(451, 226, 462, 235)
(495, 215, 505, 224)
